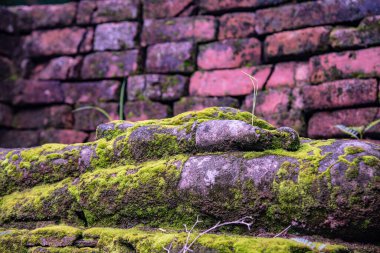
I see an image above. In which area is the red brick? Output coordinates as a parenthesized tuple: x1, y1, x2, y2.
(0, 56, 15, 81)
(265, 26, 331, 60)
(124, 101, 168, 121)
(23, 28, 87, 57)
(310, 47, 380, 84)
(295, 62, 310, 86)
(218, 13, 256, 40)
(142, 16, 216, 46)
(94, 22, 138, 51)
(12, 80, 63, 105)
(256, 0, 380, 35)
(93, 0, 138, 23)
(76, 0, 96, 25)
(128, 75, 187, 102)
(303, 79, 378, 110)
(330, 16, 380, 49)
(189, 66, 271, 97)
(146, 42, 195, 73)
(143, 0, 193, 19)
(40, 130, 88, 145)
(81, 50, 138, 79)
(308, 107, 380, 138)
(9, 3, 76, 31)
(32, 56, 82, 80)
(199, 0, 287, 12)
(266, 62, 296, 89)
(62, 81, 120, 105)
(0, 130, 39, 148)
(174, 96, 239, 115)
(74, 103, 119, 131)
(13, 105, 73, 129)
(79, 28, 94, 53)
(0, 103, 12, 127)
(198, 38, 261, 70)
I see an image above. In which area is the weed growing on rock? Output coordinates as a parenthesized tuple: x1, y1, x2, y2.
(242, 71, 259, 125)
(335, 118, 380, 139)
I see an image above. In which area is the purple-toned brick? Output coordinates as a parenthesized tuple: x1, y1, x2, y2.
(218, 13, 256, 40)
(12, 80, 63, 105)
(94, 22, 138, 51)
(124, 101, 168, 121)
(174, 96, 239, 115)
(143, 0, 193, 19)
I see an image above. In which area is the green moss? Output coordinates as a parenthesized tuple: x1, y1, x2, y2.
(361, 155, 380, 167)
(31, 225, 82, 238)
(344, 146, 364, 155)
(11, 154, 19, 161)
(29, 247, 98, 253)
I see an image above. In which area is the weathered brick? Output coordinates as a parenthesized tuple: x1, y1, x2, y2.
(23, 28, 87, 57)
(8, 3, 76, 31)
(266, 62, 296, 89)
(128, 75, 187, 101)
(92, 0, 138, 23)
(32, 56, 82, 80)
(295, 62, 310, 86)
(174, 96, 239, 115)
(0, 56, 15, 81)
(0, 130, 39, 148)
(256, 0, 380, 35)
(94, 22, 138, 51)
(0, 103, 12, 127)
(310, 47, 380, 83)
(142, 16, 216, 46)
(308, 107, 380, 138)
(76, 0, 96, 25)
(81, 50, 138, 79)
(146, 42, 195, 73)
(124, 101, 168, 121)
(12, 105, 73, 129)
(265, 26, 331, 60)
(218, 13, 256, 40)
(303, 79, 378, 110)
(79, 28, 94, 53)
(12, 80, 63, 105)
(62, 81, 120, 105)
(198, 38, 261, 70)
(0, 8, 17, 33)
(190, 66, 271, 97)
(40, 130, 88, 145)
(143, 0, 193, 19)
(0, 81, 14, 103)
(199, 0, 287, 12)
(330, 16, 380, 49)
(74, 103, 118, 131)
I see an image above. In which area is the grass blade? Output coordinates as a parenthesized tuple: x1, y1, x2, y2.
(119, 77, 126, 121)
(242, 71, 259, 125)
(73, 106, 113, 122)
(335, 124, 359, 139)
(364, 119, 380, 133)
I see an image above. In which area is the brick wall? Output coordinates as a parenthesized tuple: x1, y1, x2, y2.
(1, 0, 380, 148)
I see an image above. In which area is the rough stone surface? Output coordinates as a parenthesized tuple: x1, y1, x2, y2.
(0, 56, 14, 81)
(303, 79, 378, 110)
(146, 42, 195, 73)
(128, 74, 187, 102)
(12, 105, 73, 129)
(62, 81, 120, 105)
(124, 101, 168, 121)
(199, 0, 287, 12)
(0, 103, 12, 127)
(23, 28, 87, 57)
(94, 22, 138, 51)
(198, 38, 261, 70)
(12, 80, 63, 105)
(0, 130, 39, 148)
(218, 13, 256, 40)
(265, 26, 331, 60)
(142, 16, 216, 46)
(81, 50, 138, 79)
(31, 56, 82, 80)
(330, 15, 380, 49)
(256, 0, 380, 35)
(174, 97, 239, 115)
(8, 3, 76, 31)
(310, 47, 380, 83)
(92, 0, 138, 23)
(308, 107, 380, 138)
(190, 66, 272, 96)
(143, 0, 194, 19)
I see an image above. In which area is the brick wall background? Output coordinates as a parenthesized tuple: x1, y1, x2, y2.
(1, 0, 380, 148)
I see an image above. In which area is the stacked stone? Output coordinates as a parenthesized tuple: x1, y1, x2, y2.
(1, 0, 380, 147)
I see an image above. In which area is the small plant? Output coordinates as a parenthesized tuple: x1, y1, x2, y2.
(73, 78, 127, 121)
(242, 71, 259, 126)
(163, 216, 253, 253)
(335, 119, 380, 139)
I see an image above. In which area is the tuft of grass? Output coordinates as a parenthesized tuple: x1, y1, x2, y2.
(335, 119, 380, 139)
(242, 71, 259, 125)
